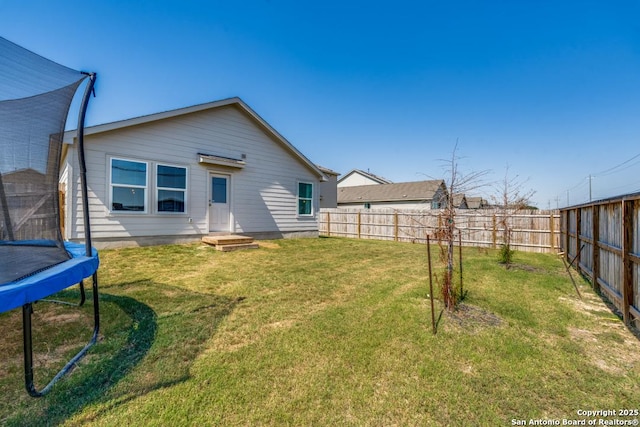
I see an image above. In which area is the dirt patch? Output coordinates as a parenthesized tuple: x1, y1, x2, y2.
(505, 263, 545, 273)
(568, 326, 640, 375)
(445, 303, 503, 332)
(39, 312, 83, 323)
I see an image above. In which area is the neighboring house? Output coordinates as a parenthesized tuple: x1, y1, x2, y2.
(452, 193, 468, 209)
(61, 97, 328, 248)
(466, 197, 490, 209)
(318, 166, 339, 209)
(337, 180, 448, 210)
(337, 169, 392, 188)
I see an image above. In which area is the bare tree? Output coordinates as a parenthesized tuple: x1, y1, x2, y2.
(437, 143, 489, 311)
(492, 165, 536, 265)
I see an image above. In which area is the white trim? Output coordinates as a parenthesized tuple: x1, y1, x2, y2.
(198, 154, 245, 169)
(297, 181, 314, 217)
(156, 163, 188, 214)
(109, 157, 149, 214)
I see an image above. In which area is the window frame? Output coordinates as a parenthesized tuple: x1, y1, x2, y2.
(156, 163, 188, 214)
(109, 157, 149, 214)
(297, 181, 314, 217)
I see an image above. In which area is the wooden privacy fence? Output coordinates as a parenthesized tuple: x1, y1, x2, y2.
(560, 194, 640, 326)
(319, 208, 560, 254)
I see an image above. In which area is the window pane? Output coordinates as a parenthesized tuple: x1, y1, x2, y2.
(298, 182, 312, 198)
(298, 199, 311, 215)
(112, 159, 146, 186)
(112, 187, 145, 211)
(158, 189, 185, 212)
(157, 165, 186, 189)
(211, 177, 227, 203)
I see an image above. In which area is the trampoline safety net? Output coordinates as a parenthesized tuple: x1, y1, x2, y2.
(0, 36, 90, 285)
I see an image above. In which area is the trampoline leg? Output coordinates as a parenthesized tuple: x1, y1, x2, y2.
(79, 280, 86, 306)
(23, 272, 100, 397)
(22, 303, 35, 395)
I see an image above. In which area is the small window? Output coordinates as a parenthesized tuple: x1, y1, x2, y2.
(157, 164, 187, 213)
(364, 202, 371, 209)
(111, 158, 147, 212)
(211, 177, 227, 204)
(298, 182, 313, 216)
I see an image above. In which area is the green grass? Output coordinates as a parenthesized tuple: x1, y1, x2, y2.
(1, 237, 639, 426)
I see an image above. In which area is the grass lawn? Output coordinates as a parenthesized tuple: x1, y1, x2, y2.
(1, 237, 639, 426)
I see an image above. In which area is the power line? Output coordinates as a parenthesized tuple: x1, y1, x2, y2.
(558, 150, 640, 207)
(594, 152, 640, 176)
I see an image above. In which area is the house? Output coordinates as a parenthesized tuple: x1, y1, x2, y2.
(61, 97, 329, 248)
(318, 166, 339, 209)
(337, 169, 392, 188)
(337, 180, 448, 210)
(452, 193, 468, 209)
(466, 196, 490, 209)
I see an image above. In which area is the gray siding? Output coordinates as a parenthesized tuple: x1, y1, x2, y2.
(319, 173, 338, 208)
(63, 104, 320, 242)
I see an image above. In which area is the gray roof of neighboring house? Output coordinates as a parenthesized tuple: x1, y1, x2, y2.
(337, 169, 393, 185)
(466, 197, 489, 209)
(452, 193, 467, 208)
(338, 180, 446, 203)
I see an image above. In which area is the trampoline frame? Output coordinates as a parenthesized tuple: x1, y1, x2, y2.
(17, 72, 100, 397)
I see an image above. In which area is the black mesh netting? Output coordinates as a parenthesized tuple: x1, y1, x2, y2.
(0, 37, 89, 284)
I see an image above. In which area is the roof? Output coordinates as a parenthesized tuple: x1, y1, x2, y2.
(63, 97, 326, 181)
(452, 193, 467, 208)
(337, 169, 393, 185)
(317, 165, 340, 176)
(338, 180, 445, 204)
(466, 197, 488, 209)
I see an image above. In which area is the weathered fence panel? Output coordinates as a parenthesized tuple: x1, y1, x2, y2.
(561, 194, 640, 326)
(320, 208, 560, 254)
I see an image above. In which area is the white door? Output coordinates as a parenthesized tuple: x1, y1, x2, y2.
(209, 174, 230, 232)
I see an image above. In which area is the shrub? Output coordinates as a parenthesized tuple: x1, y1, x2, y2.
(498, 244, 515, 265)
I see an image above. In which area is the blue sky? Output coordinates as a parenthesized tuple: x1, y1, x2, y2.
(2, 0, 640, 208)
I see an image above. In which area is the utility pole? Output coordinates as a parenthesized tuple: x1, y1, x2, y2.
(589, 175, 592, 202)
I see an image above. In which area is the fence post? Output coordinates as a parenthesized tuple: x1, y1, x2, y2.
(357, 211, 361, 239)
(592, 205, 600, 293)
(492, 214, 497, 249)
(326, 211, 331, 237)
(549, 211, 555, 253)
(564, 210, 571, 263)
(394, 212, 398, 242)
(622, 199, 633, 324)
(576, 208, 582, 270)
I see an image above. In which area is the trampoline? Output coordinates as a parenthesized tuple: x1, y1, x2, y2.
(0, 36, 99, 397)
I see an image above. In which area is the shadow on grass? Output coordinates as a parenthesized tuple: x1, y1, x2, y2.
(3, 280, 239, 426)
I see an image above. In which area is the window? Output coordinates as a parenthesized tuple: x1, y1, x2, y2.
(298, 182, 313, 216)
(364, 202, 371, 209)
(211, 177, 227, 204)
(157, 164, 187, 213)
(111, 158, 147, 212)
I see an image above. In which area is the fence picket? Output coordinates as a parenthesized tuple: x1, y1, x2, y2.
(319, 208, 560, 253)
(560, 194, 640, 327)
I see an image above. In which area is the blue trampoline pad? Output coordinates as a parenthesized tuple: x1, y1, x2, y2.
(0, 241, 99, 313)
